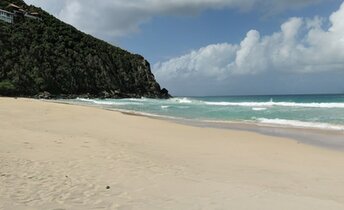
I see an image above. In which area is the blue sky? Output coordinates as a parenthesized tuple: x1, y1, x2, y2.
(24, 0, 344, 96)
(118, 1, 341, 64)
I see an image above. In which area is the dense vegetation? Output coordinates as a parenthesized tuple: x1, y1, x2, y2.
(0, 0, 170, 98)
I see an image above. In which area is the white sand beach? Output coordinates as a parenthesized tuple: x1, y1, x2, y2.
(1, 97, 344, 210)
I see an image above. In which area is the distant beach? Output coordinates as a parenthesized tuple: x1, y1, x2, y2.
(1, 97, 344, 210)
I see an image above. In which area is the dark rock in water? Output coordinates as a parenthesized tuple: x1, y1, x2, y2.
(160, 88, 170, 99)
(0, 0, 171, 99)
(100, 91, 111, 99)
(36, 91, 52, 99)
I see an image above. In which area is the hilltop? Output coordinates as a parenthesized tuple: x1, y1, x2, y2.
(0, 0, 170, 99)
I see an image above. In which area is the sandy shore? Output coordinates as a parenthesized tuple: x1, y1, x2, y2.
(1, 98, 344, 210)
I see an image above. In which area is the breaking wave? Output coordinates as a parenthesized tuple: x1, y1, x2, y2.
(252, 107, 267, 111)
(204, 101, 344, 108)
(256, 118, 344, 131)
(170, 97, 193, 104)
(72, 96, 344, 132)
(76, 98, 143, 106)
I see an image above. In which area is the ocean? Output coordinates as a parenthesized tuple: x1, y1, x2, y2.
(66, 94, 344, 132)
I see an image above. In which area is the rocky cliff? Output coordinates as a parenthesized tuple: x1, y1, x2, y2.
(0, 0, 170, 99)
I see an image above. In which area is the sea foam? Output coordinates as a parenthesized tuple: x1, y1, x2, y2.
(76, 98, 143, 106)
(72, 96, 344, 132)
(252, 107, 267, 111)
(205, 101, 344, 108)
(171, 97, 193, 104)
(257, 118, 344, 131)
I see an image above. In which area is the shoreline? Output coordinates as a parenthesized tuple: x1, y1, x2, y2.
(1, 97, 344, 209)
(52, 99, 344, 151)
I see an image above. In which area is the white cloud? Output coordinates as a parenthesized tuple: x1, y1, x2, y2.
(154, 43, 239, 80)
(24, 0, 327, 38)
(153, 2, 344, 90)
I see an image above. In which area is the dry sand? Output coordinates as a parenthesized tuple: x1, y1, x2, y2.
(0, 97, 344, 210)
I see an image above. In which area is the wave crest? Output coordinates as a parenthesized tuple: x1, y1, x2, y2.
(205, 101, 344, 108)
(170, 97, 193, 104)
(257, 118, 344, 131)
(76, 98, 143, 106)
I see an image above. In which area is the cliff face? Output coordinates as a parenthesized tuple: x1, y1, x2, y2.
(0, 0, 170, 99)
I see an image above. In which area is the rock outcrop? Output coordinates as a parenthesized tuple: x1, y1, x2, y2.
(0, 0, 170, 99)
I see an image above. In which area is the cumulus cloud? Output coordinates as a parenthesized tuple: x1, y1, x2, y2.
(24, 0, 327, 38)
(153, 2, 344, 95)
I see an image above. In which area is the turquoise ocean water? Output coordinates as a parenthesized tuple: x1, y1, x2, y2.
(68, 94, 344, 132)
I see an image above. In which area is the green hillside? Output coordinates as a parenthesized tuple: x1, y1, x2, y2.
(0, 0, 170, 98)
